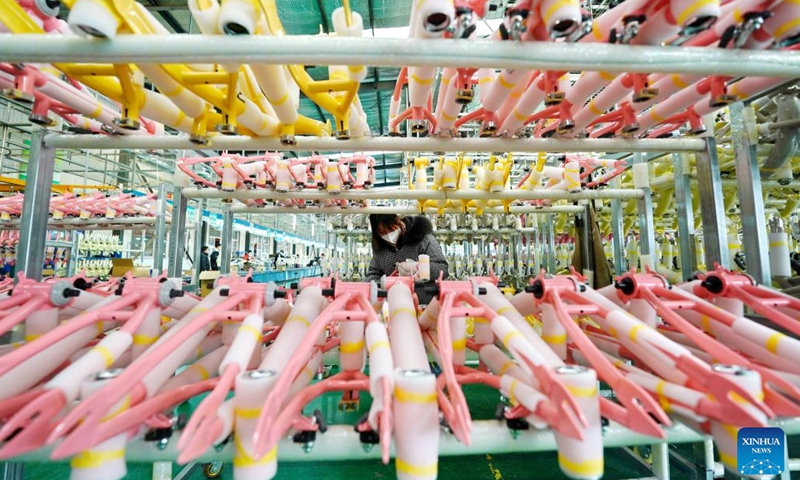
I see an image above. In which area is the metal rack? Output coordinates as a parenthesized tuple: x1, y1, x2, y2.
(0, 35, 795, 480)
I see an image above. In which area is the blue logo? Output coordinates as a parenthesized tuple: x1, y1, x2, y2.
(738, 427, 786, 477)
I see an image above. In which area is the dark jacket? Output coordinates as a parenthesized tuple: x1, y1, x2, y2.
(366, 216, 448, 304)
(200, 252, 211, 272)
(210, 251, 219, 271)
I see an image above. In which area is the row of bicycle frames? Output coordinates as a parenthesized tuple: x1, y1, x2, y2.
(0, 192, 161, 220)
(5, 0, 798, 142)
(178, 153, 626, 196)
(2, 267, 800, 480)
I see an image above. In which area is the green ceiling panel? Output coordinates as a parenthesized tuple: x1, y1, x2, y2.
(276, 0, 413, 35)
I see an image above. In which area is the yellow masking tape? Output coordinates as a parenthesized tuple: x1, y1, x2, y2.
(671, 74, 688, 89)
(766, 332, 785, 354)
(541, 333, 567, 343)
(544, 0, 577, 24)
(191, 363, 210, 380)
(101, 395, 131, 422)
(774, 17, 800, 39)
(628, 324, 644, 341)
(235, 407, 262, 419)
(497, 74, 515, 89)
(566, 384, 598, 398)
(395, 458, 438, 477)
(676, 0, 717, 25)
(286, 315, 311, 327)
(391, 307, 418, 317)
(93, 345, 115, 368)
(656, 380, 671, 412)
(588, 99, 603, 116)
(502, 330, 522, 347)
(508, 378, 519, 405)
(270, 92, 290, 106)
(340, 339, 365, 354)
(701, 315, 711, 333)
(557, 455, 604, 476)
(718, 450, 737, 468)
(133, 333, 158, 345)
(233, 435, 277, 468)
(240, 324, 263, 341)
(394, 387, 437, 404)
(368, 340, 390, 354)
(498, 360, 516, 376)
(650, 107, 665, 123)
(71, 449, 125, 469)
(721, 423, 740, 439)
(410, 74, 434, 85)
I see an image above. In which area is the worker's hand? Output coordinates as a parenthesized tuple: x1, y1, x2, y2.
(396, 260, 418, 277)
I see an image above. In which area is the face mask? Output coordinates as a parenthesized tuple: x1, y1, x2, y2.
(381, 229, 401, 245)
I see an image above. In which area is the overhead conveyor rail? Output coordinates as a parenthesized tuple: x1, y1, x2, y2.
(1, 36, 800, 78)
(182, 187, 646, 201)
(41, 134, 709, 153)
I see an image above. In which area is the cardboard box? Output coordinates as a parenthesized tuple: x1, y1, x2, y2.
(198, 270, 221, 298)
(110, 258, 150, 278)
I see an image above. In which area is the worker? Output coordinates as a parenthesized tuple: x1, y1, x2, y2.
(199, 246, 211, 272)
(210, 248, 219, 271)
(366, 214, 448, 304)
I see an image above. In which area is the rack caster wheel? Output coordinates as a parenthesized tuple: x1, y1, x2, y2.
(633, 446, 653, 465)
(202, 462, 223, 478)
(189, 134, 209, 145)
(544, 92, 565, 106)
(29, 114, 56, 127)
(632, 87, 658, 103)
(1, 88, 34, 104)
(113, 117, 141, 130)
(409, 120, 428, 136)
(455, 88, 474, 104)
(215, 124, 239, 135)
(556, 119, 575, 134)
(480, 122, 497, 137)
(709, 94, 737, 108)
(621, 123, 640, 134)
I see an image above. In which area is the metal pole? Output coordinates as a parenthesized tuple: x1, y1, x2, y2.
(610, 177, 625, 277)
(220, 203, 234, 275)
(184, 187, 644, 201)
(652, 442, 670, 480)
(730, 102, 771, 285)
(9, 35, 800, 78)
(152, 184, 168, 274)
(580, 206, 593, 278)
(695, 134, 730, 269)
(17, 129, 55, 281)
(547, 219, 556, 273)
(346, 235, 354, 278)
(167, 186, 188, 278)
(193, 199, 205, 286)
(230, 205, 584, 215)
(2, 463, 24, 480)
(674, 153, 698, 280)
(633, 153, 657, 269)
(44, 133, 707, 154)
